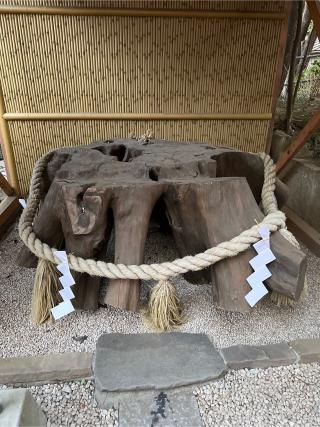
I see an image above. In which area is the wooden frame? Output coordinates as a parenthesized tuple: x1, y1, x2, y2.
(0, 83, 20, 194)
(0, 172, 19, 240)
(276, 0, 320, 172)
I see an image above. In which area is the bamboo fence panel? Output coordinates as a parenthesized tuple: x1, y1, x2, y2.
(0, 1, 285, 195)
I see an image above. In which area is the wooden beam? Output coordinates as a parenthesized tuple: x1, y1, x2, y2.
(276, 111, 320, 173)
(0, 195, 19, 241)
(3, 112, 272, 121)
(0, 6, 286, 20)
(0, 172, 14, 196)
(283, 206, 320, 257)
(306, 0, 320, 37)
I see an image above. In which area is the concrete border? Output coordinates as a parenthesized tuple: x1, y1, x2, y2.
(0, 352, 93, 386)
(1, 339, 320, 386)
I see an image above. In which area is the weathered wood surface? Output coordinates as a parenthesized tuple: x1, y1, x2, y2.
(18, 138, 306, 313)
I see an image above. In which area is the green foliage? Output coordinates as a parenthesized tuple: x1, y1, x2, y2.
(304, 59, 320, 78)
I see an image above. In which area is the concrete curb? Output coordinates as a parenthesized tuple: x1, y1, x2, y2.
(0, 352, 93, 386)
(1, 338, 320, 386)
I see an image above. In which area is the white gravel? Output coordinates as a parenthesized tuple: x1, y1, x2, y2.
(0, 159, 6, 178)
(194, 362, 320, 426)
(2, 364, 320, 426)
(1, 380, 118, 426)
(1, 223, 320, 357)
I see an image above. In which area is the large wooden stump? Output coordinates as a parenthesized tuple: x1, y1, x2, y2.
(18, 138, 307, 313)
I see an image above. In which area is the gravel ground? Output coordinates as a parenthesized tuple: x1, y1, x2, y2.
(0, 159, 6, 179)
(1, 223, 320, 357)
(2, 364, 320, 426)
(195, 362, 320, 426)
(1, 380, 118, 426)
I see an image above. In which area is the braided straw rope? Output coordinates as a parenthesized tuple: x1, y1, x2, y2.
(19, 151, 298, 281)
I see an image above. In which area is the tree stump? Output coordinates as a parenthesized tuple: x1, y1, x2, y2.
(18, 138, 307, 313)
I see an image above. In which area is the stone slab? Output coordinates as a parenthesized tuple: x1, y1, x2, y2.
(0, 388, 46, 426)
(289, 338, 320, 364)
(94, 333, 226, 393)
(0, 352, 93, 385)
(221, 343, 297, 370)
(115, 389, 202, 427)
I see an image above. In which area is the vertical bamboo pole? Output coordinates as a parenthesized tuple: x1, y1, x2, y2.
(0, 83, 20, 195)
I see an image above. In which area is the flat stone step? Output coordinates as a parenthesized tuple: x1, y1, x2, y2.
(94, 333, 226, 395)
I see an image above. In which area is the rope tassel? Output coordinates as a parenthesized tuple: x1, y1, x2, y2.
(146, 280, 184, 331)
(31, 258, 61, 324)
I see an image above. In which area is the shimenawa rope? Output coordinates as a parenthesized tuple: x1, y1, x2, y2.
(19, 152, 295, 280)
(18, 150, 301, 329)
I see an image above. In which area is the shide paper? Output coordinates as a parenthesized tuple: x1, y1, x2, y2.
(245, 226, 276, 307)
(19, 199, 26, 209)
(51, 250, 75, 320)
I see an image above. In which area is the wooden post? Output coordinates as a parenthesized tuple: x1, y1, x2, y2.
(0, 83, 20, 195)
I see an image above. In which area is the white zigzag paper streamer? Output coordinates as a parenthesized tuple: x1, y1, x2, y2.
(245, 226, 276, 307)
(19, 199, 26, 209)
(51, 250, 76, 320)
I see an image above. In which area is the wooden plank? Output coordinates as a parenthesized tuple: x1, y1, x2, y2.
(265, 1, 292, 154)
(283, 206, 320, 257)
(276, 111, 320, 173)
(0, 172, 14, 196)
(0, 195, 19, 240)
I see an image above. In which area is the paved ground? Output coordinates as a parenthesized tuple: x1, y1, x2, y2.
(195, 362, 320, 426)
(0, 223, 319, 357)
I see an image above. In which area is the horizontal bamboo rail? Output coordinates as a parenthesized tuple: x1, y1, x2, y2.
(0, 6, 285, 20)
(3, 113, 272, 121)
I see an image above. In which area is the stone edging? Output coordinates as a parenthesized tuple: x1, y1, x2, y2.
(0, 352, 93, 386)
(1, 338, 320, 386)
(220, 339, 320, 370)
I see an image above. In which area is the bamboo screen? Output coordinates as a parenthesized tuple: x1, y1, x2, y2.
(0, 0, 287, 195)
